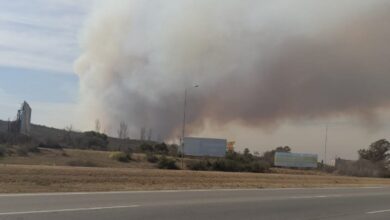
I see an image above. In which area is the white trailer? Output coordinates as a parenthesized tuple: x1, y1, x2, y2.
(183, 137, 227, 157)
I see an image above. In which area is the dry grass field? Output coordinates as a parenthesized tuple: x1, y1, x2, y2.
(1, 148, 390, 193)
(0, 148, 155, 169)
(1, 164, 390, 193)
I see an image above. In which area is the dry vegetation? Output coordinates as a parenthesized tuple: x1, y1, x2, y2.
(0, 148, 155, 169)
(1, 145, 390, 193)
(1, 164, 390, 193)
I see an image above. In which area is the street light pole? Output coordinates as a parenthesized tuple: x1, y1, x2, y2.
(181, 85, 199, 169)
(181, 88, 187, 169)
(324, 123, 328, 165)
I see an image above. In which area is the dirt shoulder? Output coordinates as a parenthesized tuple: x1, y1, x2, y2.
(1, 164, 390, 193)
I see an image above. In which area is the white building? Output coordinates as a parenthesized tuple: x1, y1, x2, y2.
(183, 137, 227, 157)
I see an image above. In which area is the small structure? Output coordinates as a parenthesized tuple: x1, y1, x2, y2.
(7, 101, 32, 136)
(183, 137, 227, 157)
(274, 152, 318, 168)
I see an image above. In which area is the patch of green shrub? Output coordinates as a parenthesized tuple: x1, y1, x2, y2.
(158, 156, 178, 169)
(109, 152, 131, 163)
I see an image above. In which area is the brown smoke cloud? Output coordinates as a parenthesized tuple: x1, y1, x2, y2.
(75, 0, 390, 139)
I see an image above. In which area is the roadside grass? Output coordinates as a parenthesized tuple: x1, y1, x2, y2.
(1, 164, 390, 193)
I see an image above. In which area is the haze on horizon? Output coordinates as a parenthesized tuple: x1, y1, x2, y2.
(1, 0, 390, 162)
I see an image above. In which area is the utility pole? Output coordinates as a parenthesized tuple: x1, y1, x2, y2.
(181, 88, 187, 169)
(181, 85, 199, 169)
(324, 123, 328, 165)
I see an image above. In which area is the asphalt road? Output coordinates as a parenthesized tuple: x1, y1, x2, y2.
(0, 187, 390, 220)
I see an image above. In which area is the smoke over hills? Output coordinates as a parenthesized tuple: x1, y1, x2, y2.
(75, 0, 390, 139)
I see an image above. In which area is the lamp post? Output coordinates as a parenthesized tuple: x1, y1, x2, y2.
(324, 123, 328, 165)
(181, 84, 199, 169)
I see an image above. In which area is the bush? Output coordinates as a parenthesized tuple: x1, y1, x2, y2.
(38, 138, 63, 149)
(109, 152, 131, 163)
(76, 131, 109, 150)
(0, 132, 33, 145)
(187, 157, 271, 173)
(336, 159, 388, 177)
(140, 143, 154, 152)
(0, 145, 6, 157)
(146, 152, 159, 163)
(187, 160, 212, 171)
(212, 159, 243, 172)
(27, 145, 40, 153)
(16, 147, 28, 156)
(248, 161, 270, 173)
(154, 143, 169, 154)
(158, 156, 178, 169)
(15, 145, 40, 156)
(66, 160, 98, 167)
(168, 144, 179, 156)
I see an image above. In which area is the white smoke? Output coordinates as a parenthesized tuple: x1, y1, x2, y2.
(75, 0, 390, 139)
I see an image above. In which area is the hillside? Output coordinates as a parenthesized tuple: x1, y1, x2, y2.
(0, 119, 151, 150)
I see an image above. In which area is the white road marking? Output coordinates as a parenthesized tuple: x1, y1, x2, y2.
(367, 209, 390, 214)
(289, 195, 343, 199)
(0, 186, 386, 197)
(0, 205, 140, 216)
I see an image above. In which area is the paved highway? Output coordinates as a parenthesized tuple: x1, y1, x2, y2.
(0, 187, 390, 220)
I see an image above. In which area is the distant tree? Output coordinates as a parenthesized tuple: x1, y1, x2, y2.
(65, 125, 73, 133)
(117, 121, 128, 139)
(80, 131, 109, 150)
(358, 139, 390, 163)
(63, 125, 74, 146)
(262, 146, 292, 166)
(243, 148, 253, 162)
(275, 146, 291, 153)
(95, 119, 101, 133)
(243, 148, 250, 156)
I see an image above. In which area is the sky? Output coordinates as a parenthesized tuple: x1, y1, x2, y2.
(1, 0, 390, 163)
(0, 0, 91, 127)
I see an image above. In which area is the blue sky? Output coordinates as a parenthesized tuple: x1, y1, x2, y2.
(0, 0, 93, 125)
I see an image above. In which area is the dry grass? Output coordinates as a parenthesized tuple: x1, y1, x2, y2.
(1, 164, 390, 193)
(0, 148, 155, 169)
(1, 148, 390, 193)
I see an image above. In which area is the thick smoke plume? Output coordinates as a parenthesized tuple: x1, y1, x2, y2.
(75, 0, 390, 139)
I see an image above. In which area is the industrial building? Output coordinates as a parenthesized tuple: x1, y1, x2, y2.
(183, 137, 227, 157)
(7, 101, 32, 136)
